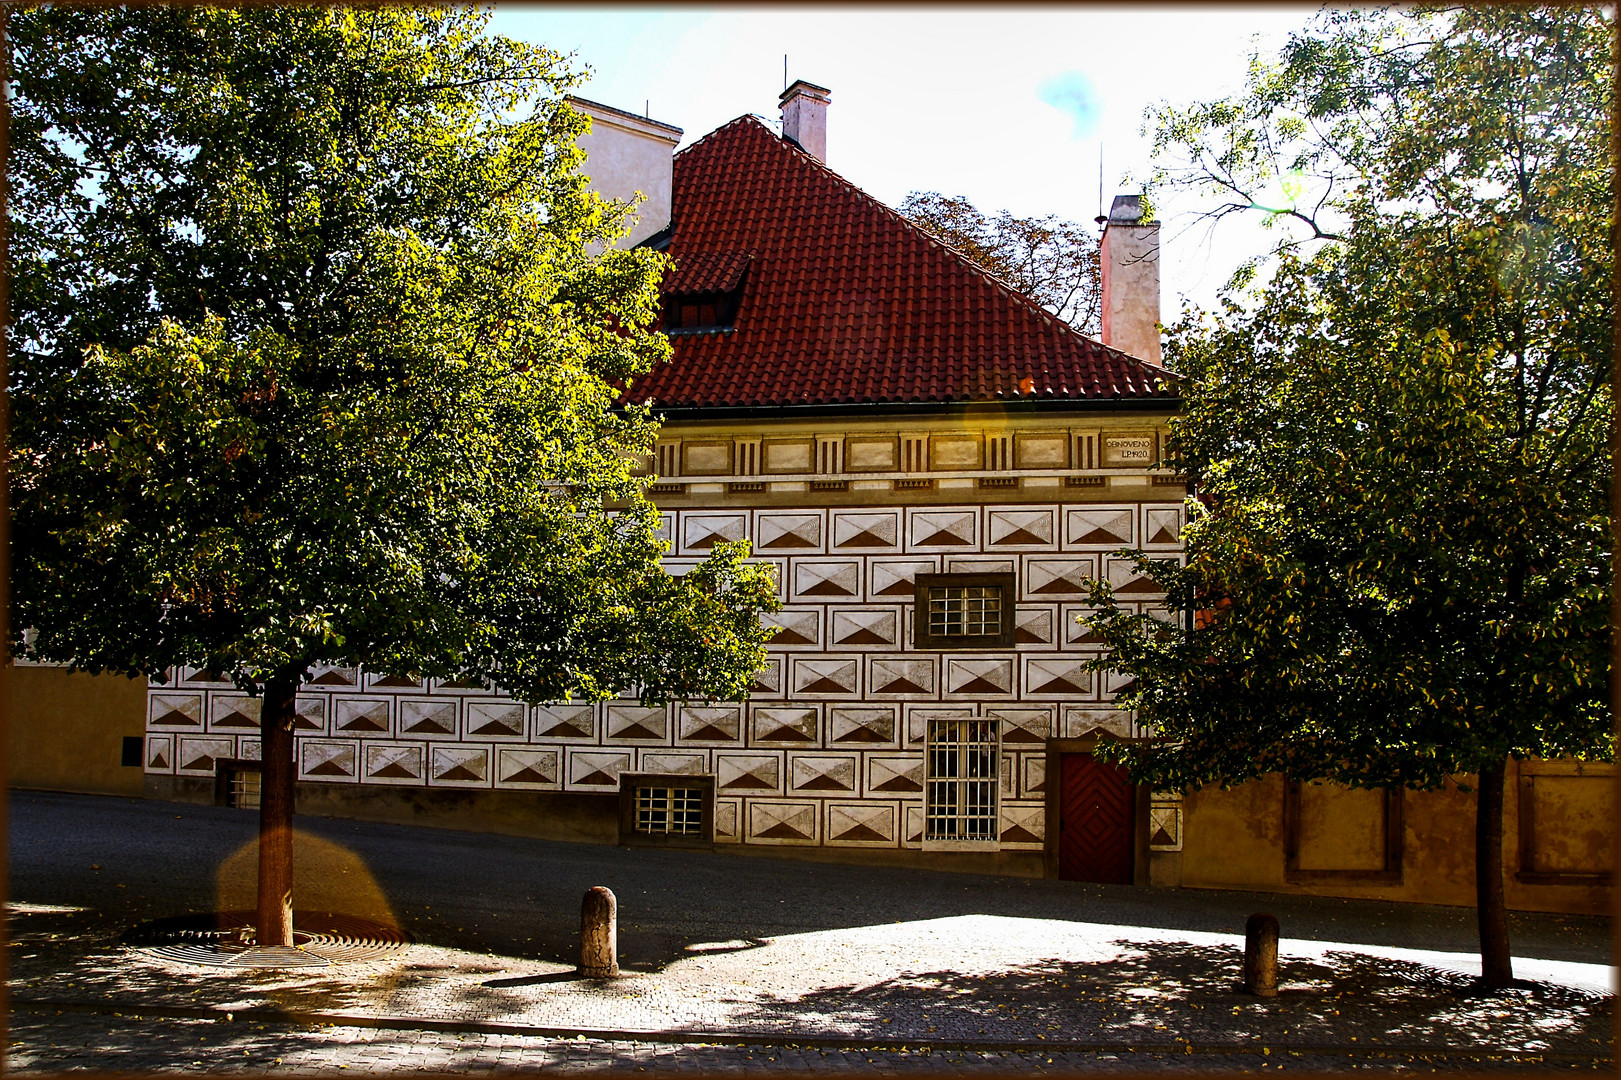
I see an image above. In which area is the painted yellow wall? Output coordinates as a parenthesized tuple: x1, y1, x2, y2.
(8, 665, 149, 796)
(1180, 762, 1613, 916)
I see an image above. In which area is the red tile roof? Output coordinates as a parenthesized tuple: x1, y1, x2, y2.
(626, 115, 1174, 411)
(663, 250, 752, 295)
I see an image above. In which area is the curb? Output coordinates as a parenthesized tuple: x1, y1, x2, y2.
(13, 998, 1611, 1063)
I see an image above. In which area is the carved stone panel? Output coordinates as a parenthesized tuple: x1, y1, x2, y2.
(1101, 431, 1157, 468)
(1015, 432, 1069, 469)
(790, 560, 862, 602)
(758, 511, 824, 552)
(986, 508, 1057, 550)
(1065, 506, 1136, 548)
(826, 802, 897, 845)
(747, 801, 820, 844)
(869, 558, 939, 599)
(679, 705, 743, 744)
(1024, 555, 1099, 600)
(828, 608, 899, 649)
(751, 705, 819, 744)
(845, 437, 898, 471)
(682, 441, 732, 475)
(763, 608, 822, 649)
(828, 706, 898, 746)
(717, 751, 783, 794)
(930, 435, 982, 470)
(907, 508, 977, 550)
(832, 510, 901, 550)
(1023, 656, 1095, 698)
(497, 748, 561, 788)
(764, 439, 813, 474)
(791, 657, 861, 698)
(681, 512, 749, 554)
(364, 743, 426, 785)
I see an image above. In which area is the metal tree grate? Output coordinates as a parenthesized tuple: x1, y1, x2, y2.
(125, 910, 409, 968)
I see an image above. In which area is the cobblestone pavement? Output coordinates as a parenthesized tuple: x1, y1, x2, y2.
(10, 1008, 1613, 1073)
(9, 791, 1614, 1073)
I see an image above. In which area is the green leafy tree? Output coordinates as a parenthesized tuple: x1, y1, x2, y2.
(1087, 6, 1611, 987)
(8, 7, 779, 946)
(898, 191, 1102, 334)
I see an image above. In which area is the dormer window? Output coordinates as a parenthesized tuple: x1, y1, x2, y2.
(665, 291, 739, 333)
(662, 251, 751, 336)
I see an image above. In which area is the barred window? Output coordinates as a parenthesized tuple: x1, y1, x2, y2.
(228, 768, 261, 810)
(635, 787, 704, 835)
(926, 717, 998, 842)
(914, 573, 1015, 649)
(214, 761, 262, 811)
(928, 586, 1002, 638)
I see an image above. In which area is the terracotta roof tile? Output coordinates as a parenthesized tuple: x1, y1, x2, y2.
(626, 115, 1174, 410)
(663, 251, 752, 295)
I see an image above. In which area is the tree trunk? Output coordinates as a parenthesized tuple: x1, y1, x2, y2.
(1474, 758, 1513, 988)
(256, 669, 300, 947)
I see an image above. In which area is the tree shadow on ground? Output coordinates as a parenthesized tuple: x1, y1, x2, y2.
(717, 940, 1613, 1055)
(9, 906, 1613, 1053)
(20, 1009, 1583, 1076)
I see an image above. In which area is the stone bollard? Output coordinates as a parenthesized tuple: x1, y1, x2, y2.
(579, 886, 620, 978)
(1243, 913, 1279, 997)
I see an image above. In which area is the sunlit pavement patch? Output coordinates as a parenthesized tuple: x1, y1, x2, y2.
(11, 914, 1611, 1061)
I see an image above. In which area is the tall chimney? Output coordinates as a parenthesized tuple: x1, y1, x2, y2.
(1099, 194, 1161, 365)
(569, 96, 683, 249)
(779, 79, 831, 164)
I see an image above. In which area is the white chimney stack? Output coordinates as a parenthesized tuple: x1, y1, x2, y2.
(779, 79, 831, 164)
(1099, 194, 1161, 365)
(569, 96, 683, 249)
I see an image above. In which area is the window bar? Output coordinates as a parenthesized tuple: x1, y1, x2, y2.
(636, 786, 704, 835)
(926, 717, 998, 841)
(928, 586, 1002, 638)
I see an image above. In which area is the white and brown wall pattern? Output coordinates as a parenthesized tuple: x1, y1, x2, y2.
(145, 502, 1184, 854)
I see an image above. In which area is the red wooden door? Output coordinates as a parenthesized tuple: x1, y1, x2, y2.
(1058, 754, 1135, 883)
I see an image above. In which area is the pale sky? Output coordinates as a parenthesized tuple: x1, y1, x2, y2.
(488, 5, 1322, 318)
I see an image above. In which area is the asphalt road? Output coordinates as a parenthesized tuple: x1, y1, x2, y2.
(9, 789, 1610, 972)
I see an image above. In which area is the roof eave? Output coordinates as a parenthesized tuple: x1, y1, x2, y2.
(622, 395, 1182, 422)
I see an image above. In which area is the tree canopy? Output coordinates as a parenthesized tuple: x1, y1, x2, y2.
(1085, 5, 1612, 985)
(9, 6, 778, 704)
(898, 191, 1101, 334)
(8, 6, 780, 946)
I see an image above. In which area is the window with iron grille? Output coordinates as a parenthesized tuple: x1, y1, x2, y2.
(930, 586, 1000, 636)
(618, 773, 714, 846)
(913, 573, 1015, 649)
(926, 717, 998, 843)
(635, 786, 705, 835)
(214, 760, 262, 811)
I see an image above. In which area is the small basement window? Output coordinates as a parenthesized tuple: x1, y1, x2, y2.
(914, 573, 1016, 650)
(637, 787, 704, 834)
(618, 773, 715, 846)
(214, 760, 263, 810)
